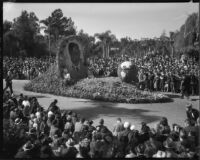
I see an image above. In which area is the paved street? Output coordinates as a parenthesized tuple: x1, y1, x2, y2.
(4, 79, 199, 131)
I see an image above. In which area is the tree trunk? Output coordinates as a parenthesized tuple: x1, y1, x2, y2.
(107, 45, 110, 58)
(102, 44, 105, 58)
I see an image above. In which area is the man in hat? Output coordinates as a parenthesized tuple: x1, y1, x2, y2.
(48, 99, 60, 113)
(4, 70, 13, 94)
(113, 118, 124, 138)
(186, 104, 199, 125)
(96, 119, 109, 133)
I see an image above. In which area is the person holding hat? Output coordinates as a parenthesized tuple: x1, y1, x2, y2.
(186, 104, 199, 125)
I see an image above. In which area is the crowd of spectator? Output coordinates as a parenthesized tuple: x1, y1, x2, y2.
(88, 53, 199, 95)
(2, 90, 199, 158)
(3, 52, 199, 96)
(3, 56, 55, 80)
(88, 55, 127, 77)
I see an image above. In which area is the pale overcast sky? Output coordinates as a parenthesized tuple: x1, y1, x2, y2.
(3, 2, 198, 40)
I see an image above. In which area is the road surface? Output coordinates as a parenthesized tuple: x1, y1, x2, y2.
(3, 80, 199, 131)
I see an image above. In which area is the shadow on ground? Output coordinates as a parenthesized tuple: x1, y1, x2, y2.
(70, 101, 162, 124)
(163, 93, 180, 99)
(14, 94, 48, 99)
(190, 98, 200, 101)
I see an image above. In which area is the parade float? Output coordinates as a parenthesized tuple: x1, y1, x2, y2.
(24, 36, 171, 104)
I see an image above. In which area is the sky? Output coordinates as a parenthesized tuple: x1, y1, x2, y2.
(3, 2, 198, 40)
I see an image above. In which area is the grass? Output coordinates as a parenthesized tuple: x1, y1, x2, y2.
(24, 65, 172, 104)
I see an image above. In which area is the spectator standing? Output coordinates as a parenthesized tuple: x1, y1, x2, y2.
(113, 118, 124, 138)
(4, 70, 13, 94)
(186, 104, 199, 125)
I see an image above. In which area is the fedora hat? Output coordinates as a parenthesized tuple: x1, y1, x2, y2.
(65, 138, 75, 147)
(23, 141, 34, 151)
(15, 118, 22, 125)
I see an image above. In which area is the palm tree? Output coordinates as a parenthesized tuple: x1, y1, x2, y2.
(94, 30, 117, 58)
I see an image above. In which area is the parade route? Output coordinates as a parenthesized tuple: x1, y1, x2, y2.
(4, 79, 199, 131)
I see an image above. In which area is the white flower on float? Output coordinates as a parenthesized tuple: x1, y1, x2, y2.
(64, 73, 71, 81)
(130, 125, 135, 130)
(121, 71, 126, 78)
(120, 61, 132, 69)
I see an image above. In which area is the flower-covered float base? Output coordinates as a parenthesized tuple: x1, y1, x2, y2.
(24, 67, 172, 104)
